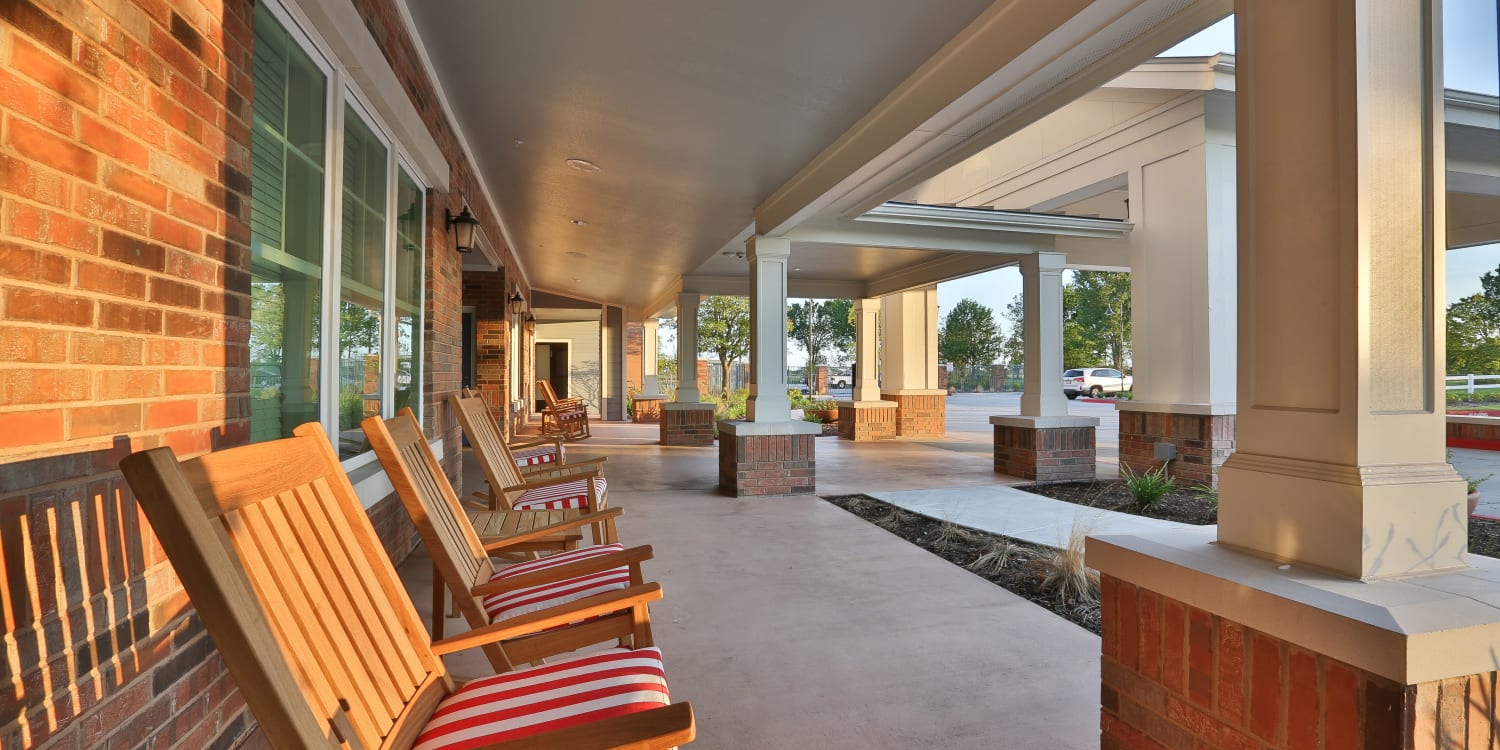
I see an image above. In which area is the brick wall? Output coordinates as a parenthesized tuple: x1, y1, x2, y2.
(1119, 411, 1236, 487)
(660, 404, 715, 446)
(1448, 417, 1500, 451)
(1100, 574, 1500, 749)
(461, 269, 511, 439)
(0, 0, 518, 745)
(837, 403, 896, 441)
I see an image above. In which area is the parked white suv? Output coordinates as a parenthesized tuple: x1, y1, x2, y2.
(1063, 368, 1133, 399)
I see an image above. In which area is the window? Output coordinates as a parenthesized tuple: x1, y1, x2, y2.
(249, 2, 426, 458)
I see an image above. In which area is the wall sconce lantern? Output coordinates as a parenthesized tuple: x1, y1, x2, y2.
(446, 205, 480, 253)
(508, 291, 525, 317)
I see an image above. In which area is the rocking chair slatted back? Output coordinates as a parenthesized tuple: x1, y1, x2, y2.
(452, 394, 529, 502)
(362, 408, 516, 670)
(120, 423, 449, 750)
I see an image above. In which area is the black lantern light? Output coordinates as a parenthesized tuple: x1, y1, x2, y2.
(446, 205, 480, 253)
(508, 291, 525, 317)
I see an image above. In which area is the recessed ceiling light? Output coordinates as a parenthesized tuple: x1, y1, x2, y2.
(567, 251, 586, 258)
(570, 218, 589, 226)
(793, 267, 802, 271)
(565, 158, 601, 173)
(513, 139, 524, 146)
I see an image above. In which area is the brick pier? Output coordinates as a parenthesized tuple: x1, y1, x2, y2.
(717, 421, 820, 497)
(1118, 408, 1236, 486)
(881, 390, 947, 439)
(836, 401, 897, 441)
(660, 402, 716, 446)
(990, 416, 1099, 483)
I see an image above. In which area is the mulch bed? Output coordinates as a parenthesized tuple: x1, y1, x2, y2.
(1020, 480, 1219, 525)
(1470, 517, 1500, 557)
(823, 495, 1102, 634)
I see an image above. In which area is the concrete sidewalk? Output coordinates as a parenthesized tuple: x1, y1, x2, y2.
(404, 423, 1102, 749)
(869, 484, 1195, 548)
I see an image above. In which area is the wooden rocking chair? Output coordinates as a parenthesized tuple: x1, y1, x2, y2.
(462, 388, 568, 473)
(538, 378, 592, 440)
(365, 408, 653, 653)
(119, 423, 693, 749)
(452, 395, 608, 516)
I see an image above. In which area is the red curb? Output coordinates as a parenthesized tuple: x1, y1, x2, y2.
(1472, 514, 1500, 522)
(1449, 437, 1500, 452)
(1078, 397, 1120, 404)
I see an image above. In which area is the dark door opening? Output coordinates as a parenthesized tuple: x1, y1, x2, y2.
(534, 341, 569, 412)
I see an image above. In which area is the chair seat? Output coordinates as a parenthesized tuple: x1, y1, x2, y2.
(483, 543, 629, 621)
(511, 444, 562, 467)
(513, 476, 607, 511)
(413, 647, 669, 750)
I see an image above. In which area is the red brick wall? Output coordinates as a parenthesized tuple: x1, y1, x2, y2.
(837, 404, 896, 441)
(461, 269, 511, 440)
(0, 0, 519, 745)
(993, 424, 1096, 483)
(1101, 574, 1500, 749)
(660, 404, 715, 446)
(719, 432, 816, 497)
(1119, 411, 1236, 487)
(1448, 417, 1500, 451)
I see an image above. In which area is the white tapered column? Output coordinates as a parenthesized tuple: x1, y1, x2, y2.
(1217, 0, 1464, 579)
(641, 318, 663, 397)
(745, 235, 791, 422)
(852, 298, 881, 403)
(1020, 251, 1070, 417)
(674, 293, 702, 403)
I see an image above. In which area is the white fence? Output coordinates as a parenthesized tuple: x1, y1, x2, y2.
(1448, 374, 1500, 395)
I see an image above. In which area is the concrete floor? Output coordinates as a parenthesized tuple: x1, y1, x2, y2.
(403, 421, 1102, 749)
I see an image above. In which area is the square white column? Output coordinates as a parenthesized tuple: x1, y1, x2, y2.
(674, 293, 702, 403)
(879, 286, 941, 392)
(852, 298, 882, 403)
(745, 235, 791, 422)
(1219, 0, 1465, 578)
(641, 318, 663, 397)
(1020, 251, 1070, 417)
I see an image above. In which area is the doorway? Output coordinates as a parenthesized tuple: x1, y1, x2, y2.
(535, 340, 570, 412)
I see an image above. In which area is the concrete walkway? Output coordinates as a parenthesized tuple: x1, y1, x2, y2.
(869, 484, 1194, 548)
(402, 422, 1102, 749)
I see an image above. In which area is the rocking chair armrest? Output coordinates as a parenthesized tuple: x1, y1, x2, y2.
(480, 508, 624, 552)
(430, 583, 663, 655)
(472, 544, 653, 596)
(519, 457, 607, 478)
(502, 466, 603, 494)
(488, 702, 695, 750)
(508, 436, 562, 450)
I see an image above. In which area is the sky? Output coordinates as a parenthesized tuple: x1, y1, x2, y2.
(934, 7, 1500, 343)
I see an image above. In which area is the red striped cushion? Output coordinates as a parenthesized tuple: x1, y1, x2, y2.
(412, 647, 669, 750)
(512, 444, 562, 467)
(513, 477, 606, 511)
(483, 543, 629, 621)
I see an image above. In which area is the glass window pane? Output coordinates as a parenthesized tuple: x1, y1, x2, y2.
(395, 169, 423, 415)
(250, 4, 326, 445)
(338, 104, 388, 458)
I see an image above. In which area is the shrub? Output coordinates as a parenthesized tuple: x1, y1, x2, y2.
(932, 518, 978, 547)
(968, 539, 1023, 574)
(1193, 483, 1220, 509)
(1122, 464, 1175, 508)
(712, 387, 750, 420)
(801, 411, 823, 423)
(1032, 523, 1099, 605)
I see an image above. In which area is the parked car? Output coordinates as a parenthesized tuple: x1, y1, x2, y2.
(828, 370, 852, 389)
(1064, 367, 1133, 399)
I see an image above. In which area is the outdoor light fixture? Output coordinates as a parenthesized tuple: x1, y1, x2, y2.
(508, 290, 525, 317)
(446, 205, 480, 253)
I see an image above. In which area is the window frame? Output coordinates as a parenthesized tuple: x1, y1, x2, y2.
(255, 0, 432, 470)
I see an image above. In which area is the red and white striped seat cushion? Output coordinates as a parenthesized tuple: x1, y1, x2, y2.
(513, 476, 606, 511)
(412, 647, 669, 750)
(483, 543, 630, 622)
(512, 444, 562, 467)
(556, 409, 587, 422)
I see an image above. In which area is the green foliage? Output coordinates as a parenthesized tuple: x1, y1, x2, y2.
(1470, 475, 1494, 494)
(1063, 271, 1132, 370)
(999, 293, 1024, 366)
(697, 296, 750, 399)
(802, 411, 824, 423)
(711, 387, 749, 420)
(939, 298, 1004, 377)
(338, 385, 365, 428)
(1193, 483, 1220, 509)
(1122, 464, 1175, 508)
(1447, 262, 1500, 376)
(788, 299, 855, 384)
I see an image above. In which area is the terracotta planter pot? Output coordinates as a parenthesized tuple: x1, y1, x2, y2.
(1470, 490, 1482, 516)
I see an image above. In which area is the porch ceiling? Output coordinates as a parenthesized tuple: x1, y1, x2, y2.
(404, 0, 1232, 311)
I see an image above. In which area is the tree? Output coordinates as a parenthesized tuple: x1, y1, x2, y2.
(939, 298, 1003, 389)
(697, 295, 750, 399)
(998, 293, 1024, 366)
(1063, 271, 1132, 370)
(788, 298, 855, 383)
(1447, 263, 1500, 375)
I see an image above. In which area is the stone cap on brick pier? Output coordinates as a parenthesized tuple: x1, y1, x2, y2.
(1090, 528, 1500, 685)
(1115, 400, 1237, 415)
(663, 401, 717, 411)
(990, 415, 1100, 429)
(833, 400, 898, 409)
(717, 420, 822, 436)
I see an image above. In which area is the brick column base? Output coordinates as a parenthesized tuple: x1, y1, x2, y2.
(1118, 407, 1236, 486)
(660, 402, 716, 446)
(1099, 572, 1500, 749)
(990, 415, 1099, 483)
(881, 390, 947, 438)
(631, 396, 665, 423)
(836, 401, 897, 441)
(717, 421, 820, 497)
